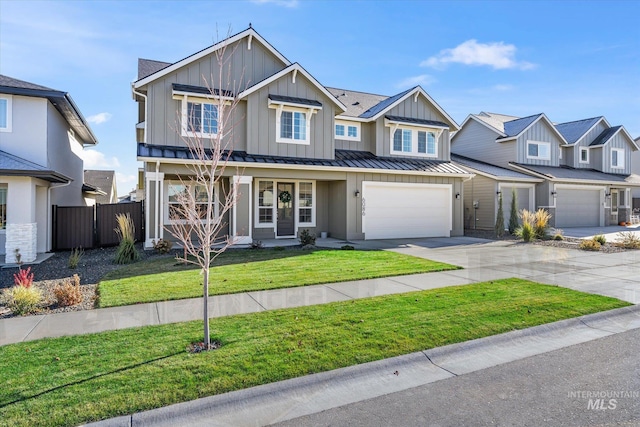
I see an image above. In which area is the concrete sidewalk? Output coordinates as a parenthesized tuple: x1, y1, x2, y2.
(87, 304, 640, 427)
(3, 236, 640, 345)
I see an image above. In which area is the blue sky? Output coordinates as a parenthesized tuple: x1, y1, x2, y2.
(1, 0, 638, 196)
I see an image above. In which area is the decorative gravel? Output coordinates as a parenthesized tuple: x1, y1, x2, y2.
(0, 245, 153, 319)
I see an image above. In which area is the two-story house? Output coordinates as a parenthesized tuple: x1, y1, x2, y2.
(133, 27, 472, 247)
(452, 112, 639, 229)
(0, 75, 98, 262)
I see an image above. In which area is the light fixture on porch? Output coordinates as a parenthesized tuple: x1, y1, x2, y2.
(496, 190, 502, 196)
(455, 193, 460, 200)
(551, 191, 557, 197)
(605, 191, 611, 199)
(354, 189, 360, 197)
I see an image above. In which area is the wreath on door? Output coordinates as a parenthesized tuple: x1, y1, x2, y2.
(279, 191, 292, 204)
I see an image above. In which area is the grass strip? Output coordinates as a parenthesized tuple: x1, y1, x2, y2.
(97, 249, 459, 307)
(0, 278, 629, 427)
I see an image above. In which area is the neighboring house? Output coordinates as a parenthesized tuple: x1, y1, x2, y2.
(633, 136, 640, 205)
(452, 112, 639, 229)
(84, 169, 118, 204)
(133, 27, 472, 247)
(0, 75, 98, 262)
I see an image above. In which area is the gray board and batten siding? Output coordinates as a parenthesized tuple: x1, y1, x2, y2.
(451, 119, 515, 168)
(597, 131, 632, 175)
(515, 119, 564, 166)
(563, 121, 608, 168)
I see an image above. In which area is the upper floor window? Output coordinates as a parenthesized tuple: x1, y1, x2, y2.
(0, 95, 12, 133)
(580, 147, 589, 163)
(526, 140, 550, 160)
(611, 148, 624, 169)
(280, 110, 306, 142)
(181, 98, 218, 137)
(392, 128, 437, 157)
(335, 120, 360, 141)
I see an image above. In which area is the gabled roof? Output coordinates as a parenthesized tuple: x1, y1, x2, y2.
(138, 58, 172, 80)
(589, 126, 622, 147)
(133, 27, 290, 88)
(359, 87, 414, 119)
(502, 114, 543, 138)
(509, 163, 638, 184)
(137, 144, 471, 176)
(238, 63, 347, 113)
(84, 170, 116, 202)
(473, 111, 519, 134)
(326, 87, 388, 118)
(0, 75, 98, 146)
(451, 154, 542, 181)
(554, 116, 606, 145)
(0, 150, 71, 183)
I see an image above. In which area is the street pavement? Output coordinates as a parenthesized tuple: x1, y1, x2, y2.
(274, 327, 640, 427)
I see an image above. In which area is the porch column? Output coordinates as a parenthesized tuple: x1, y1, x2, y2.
(232, 176, 252, 244)
(145, 170, 164, 249)
(5, 177, 37, 263)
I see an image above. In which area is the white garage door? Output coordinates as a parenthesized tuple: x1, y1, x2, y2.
(363, 182, 451, 240)
(555, 188, 601, 227)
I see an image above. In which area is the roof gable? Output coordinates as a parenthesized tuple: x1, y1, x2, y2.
(589, 125, 639, 150)
(138, 59, 172, 80)
(134, 27, 290, 88)
(327, 87, 388, 119)
(554, 116, 606, 145)
(498, 113, 567, 144)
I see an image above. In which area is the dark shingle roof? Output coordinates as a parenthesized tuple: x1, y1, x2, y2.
(589, 126, 622, 146)
(554, 117, 603, 144)
(137, 144, 470, 175)
(385, 115, 449, 128)
(84, 170, 116, 203)
(451, 154, 538, 179)
(0, 150, 71, 183)
(359, 87, 414, 119)
(268, 94, 322, 108)
(326, 87, 388, 118)
(500, 114, 543, 138)
(138, 58, 172, 80)
(172, 83, 234, 97)
(512, 163, 631, 182)
(0, 75, 56, 91)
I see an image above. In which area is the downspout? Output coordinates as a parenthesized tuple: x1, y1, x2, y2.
(47, 181, 72, 252)
(131, 87, 147, 144)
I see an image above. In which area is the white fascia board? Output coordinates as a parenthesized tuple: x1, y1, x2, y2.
(368, 87, 460, 131)
(571, 117, 609, 146)
(384, 117, 449, 130)
(334, 115, 369, 123)
(137, 156, 474, 179)
(267, 97, 322, 111)
(171, 90, 235, 102)
(620, 126, 640, 151)
(238, 63, 347, 113)
(460, 165, 542, 182)
(516, 114, 568, 145)
(133, 28, 290, 89)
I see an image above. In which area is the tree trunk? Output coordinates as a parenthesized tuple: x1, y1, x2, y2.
(203, 266, 210, 347)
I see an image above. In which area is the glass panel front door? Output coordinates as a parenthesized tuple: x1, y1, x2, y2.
(277, 183, 295, 236)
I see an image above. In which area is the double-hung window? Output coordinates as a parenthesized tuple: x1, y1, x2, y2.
(335, 120, 360, 141)
(258, 181, 274, 224)
(611, 148, 624, 169)
(579, 147, 589, 163)
(392, 128, 437, 157)
(526, 140, 551, 160)
(167, 182, 216, 223)
(298, 182, 313, 224)
(280, 110, 306, 141)
(182, 99, 218, 137)
(0, 95, 12, 132)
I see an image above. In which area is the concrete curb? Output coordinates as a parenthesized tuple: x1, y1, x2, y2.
(84, 304, 640, 427)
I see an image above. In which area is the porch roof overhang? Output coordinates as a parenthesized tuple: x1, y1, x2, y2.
(0, 150, 72, 183)
(137, 143, 473, 177)
(509, 163, 640, 186)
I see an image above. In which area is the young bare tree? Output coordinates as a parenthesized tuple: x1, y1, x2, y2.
(167, 34, 246, 349)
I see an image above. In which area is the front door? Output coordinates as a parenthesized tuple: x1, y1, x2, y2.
(277, 183, 295, 236)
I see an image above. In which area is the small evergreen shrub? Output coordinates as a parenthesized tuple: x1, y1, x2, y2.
(579, 239, 601, 251)
(250, 240, 264, 249)
(13, 267, 34, 288)
(68, 247, 84, 269)
(115, 213, 141, 264)
(615, 232, 640, 249)
(341, 245, 355, 250)
(299, 229, 316, 246)
(152, 238, 173, 254)
(508, 189, 519, 234)
(53, 274, 83, 307)
(495, 193, 505, 238)
(593, 234, 607, 245)
(3, 286, 41, 315)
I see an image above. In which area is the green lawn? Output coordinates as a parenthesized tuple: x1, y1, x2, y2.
(97, 248, 459, 307)
(0, 278, 630, 427)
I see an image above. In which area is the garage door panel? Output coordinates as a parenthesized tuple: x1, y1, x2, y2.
(363, 183, 451, 240)
(555, 189, 601, 227)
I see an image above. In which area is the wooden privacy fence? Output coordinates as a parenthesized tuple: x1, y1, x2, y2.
(52, 202, 144, 250)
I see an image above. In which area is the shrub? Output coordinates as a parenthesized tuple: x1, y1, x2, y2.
(533, 209, 551, 239)
(53, 274, 83, 307)
(593, 234, 607, 245)
(152, 238, 174, 254)
(2, 286, 41, 315)
(68, 247, 84, 269)
(508, 188, 519, 234)
(615, 232, 640, 249)
(553, 233, 564, 241)
(250, 240, 264, 250)
(579, 239, 601, 251)
(115, 213, 141, 264)
(515, 222, 535, 242)
(495, 192, 505, 238)
(341, 245, 355, 250)
(13, 267, 34, 288)
(299, 229, 316, 246)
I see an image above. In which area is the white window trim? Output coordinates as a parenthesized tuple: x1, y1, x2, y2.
(335, 120, 361, 142)
(388, 124, 440, 158)
(254, 179, 316, 231)
(611, 148, 625, 169)
(0, 95, 12, 133)
(270, 103, 316, 145)
(526, 140, 551, 161)
(579, 147, 589, 163)
(179, 95, 220, 138)
(164, 180, 219, 225)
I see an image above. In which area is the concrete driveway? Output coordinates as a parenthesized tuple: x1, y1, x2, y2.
(356, 237, 640, 304)
(559, 224, 640, 240)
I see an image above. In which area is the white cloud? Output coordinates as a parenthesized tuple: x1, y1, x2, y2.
(421, 39, 536, 70)
(395, 74, 437, 89)
(80, 150, 120, 168)
(116, 172, 137, 195)
(87, 112, 112, 124)
(492, 84, 515, 91)
(251, 0, 299, 7)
